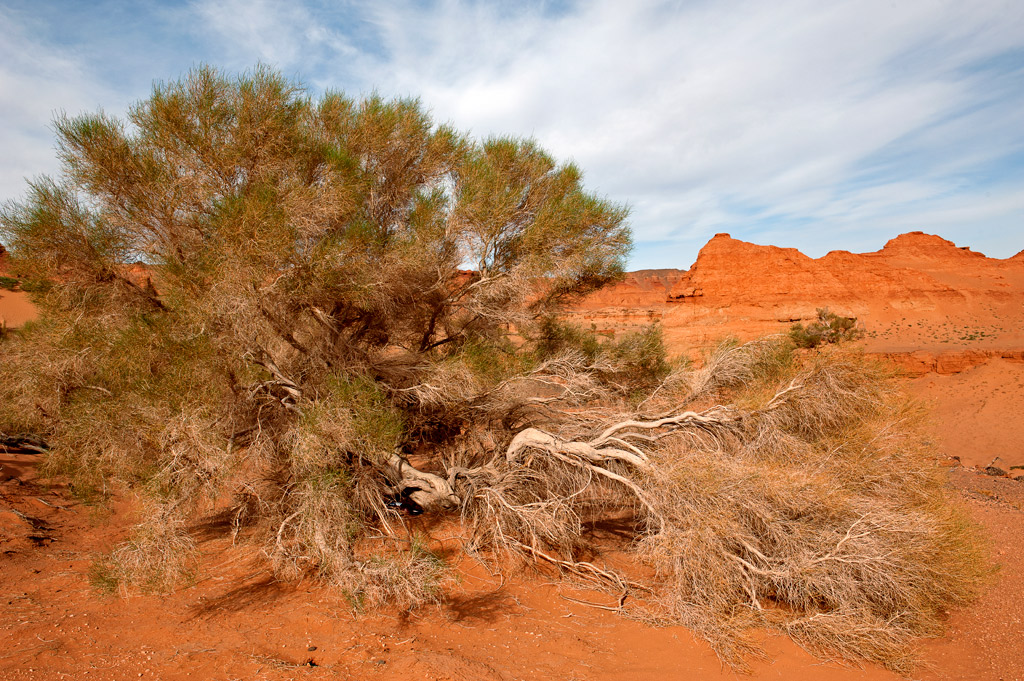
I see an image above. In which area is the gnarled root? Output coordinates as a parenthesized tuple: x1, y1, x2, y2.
(501, 405, 745, 526)
(382, 451, 461, 510)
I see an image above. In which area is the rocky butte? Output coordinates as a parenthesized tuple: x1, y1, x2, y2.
(564, 231, 1024, 374)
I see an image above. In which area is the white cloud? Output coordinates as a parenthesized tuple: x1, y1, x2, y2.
(4, 0, 1023, 268)
(0, 8, 124, 203)
(186, 0, 373, 89)
(340, 0, 1024, 264)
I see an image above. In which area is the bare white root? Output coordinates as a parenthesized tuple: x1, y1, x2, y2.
(382, 451, 460, 509)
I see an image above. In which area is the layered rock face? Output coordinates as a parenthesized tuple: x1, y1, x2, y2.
(565, 231, 1024, 366)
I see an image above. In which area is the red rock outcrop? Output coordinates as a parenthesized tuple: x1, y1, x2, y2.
(877, 349, 1024, 377)
(565, 231, 1024, 367)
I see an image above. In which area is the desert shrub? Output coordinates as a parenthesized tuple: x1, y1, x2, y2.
(790, 307, 864, 348)
(534, 317, 671, 393)
(458, 336, 536, 387)
(268, 472, 364, 584)
(0, 64, 985, 672)
(352, 534, 451, 609)
(0, 64, 629, 600)
(437, 338, 984, 672)
(607, 323, 672, 391)
(535, 315, 604, 360)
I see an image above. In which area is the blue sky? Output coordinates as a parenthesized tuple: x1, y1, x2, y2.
(1, 0, 1022, 269)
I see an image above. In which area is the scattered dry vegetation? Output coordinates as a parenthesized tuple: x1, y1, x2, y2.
(789, 307, 864, 349)
(0, 65, 987, 672)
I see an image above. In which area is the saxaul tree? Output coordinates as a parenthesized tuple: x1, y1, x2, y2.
(0, 66, 986, 672)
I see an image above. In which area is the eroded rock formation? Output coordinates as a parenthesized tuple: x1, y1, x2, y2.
(566, 231, 1024, 367)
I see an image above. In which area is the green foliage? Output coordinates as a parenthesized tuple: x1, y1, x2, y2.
(535, 317, 671, 391)
(458, 336, 536, 386)
(789, 307, 864, 349)
(535, 315, 603, 361)
(0, 64, 631, 596)
(321, 373, 406, 457)
(608, 323, 671, 389)
(0, 275, 18, 291)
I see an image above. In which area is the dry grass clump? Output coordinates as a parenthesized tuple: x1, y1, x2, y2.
(628, 343, 988, 672)
(352, 536, 451, 610)
(91, 504, 199, 596)
(265, 469, 448, 609)
(458, 456, 592, 562)
(232, 370, 447, 607)
(267, 474, 361, 582)
(430, 338, 987, 672)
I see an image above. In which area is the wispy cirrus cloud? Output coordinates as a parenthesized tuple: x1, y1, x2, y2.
(0, 6, 122, 200)
(3, 0, 1023, 267)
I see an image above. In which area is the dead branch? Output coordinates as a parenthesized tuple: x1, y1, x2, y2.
(381, 451, 461, 510)
(244, 350, 303, 412)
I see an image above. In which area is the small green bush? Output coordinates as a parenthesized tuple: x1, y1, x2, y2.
(790, 308, 863, 349)
(534, 315, 602, 361)
(607, 322, 671, 391)
(534, 317, 671, 391)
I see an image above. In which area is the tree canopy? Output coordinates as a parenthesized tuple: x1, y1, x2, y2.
(3, 65, 630, 350)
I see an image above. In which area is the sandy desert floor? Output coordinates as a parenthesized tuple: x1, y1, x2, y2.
(0, 289, 36, 329)
(910, 359, 1024, 470)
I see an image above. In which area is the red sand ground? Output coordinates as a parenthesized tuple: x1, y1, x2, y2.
(0, 290, 37, 329)
(910, 359, 1024, 470)
(2, 232, 1024, 680)
(0, 251, 37, 329)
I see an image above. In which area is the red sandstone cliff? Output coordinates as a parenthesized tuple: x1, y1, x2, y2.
(566, 231, 1024, 367)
